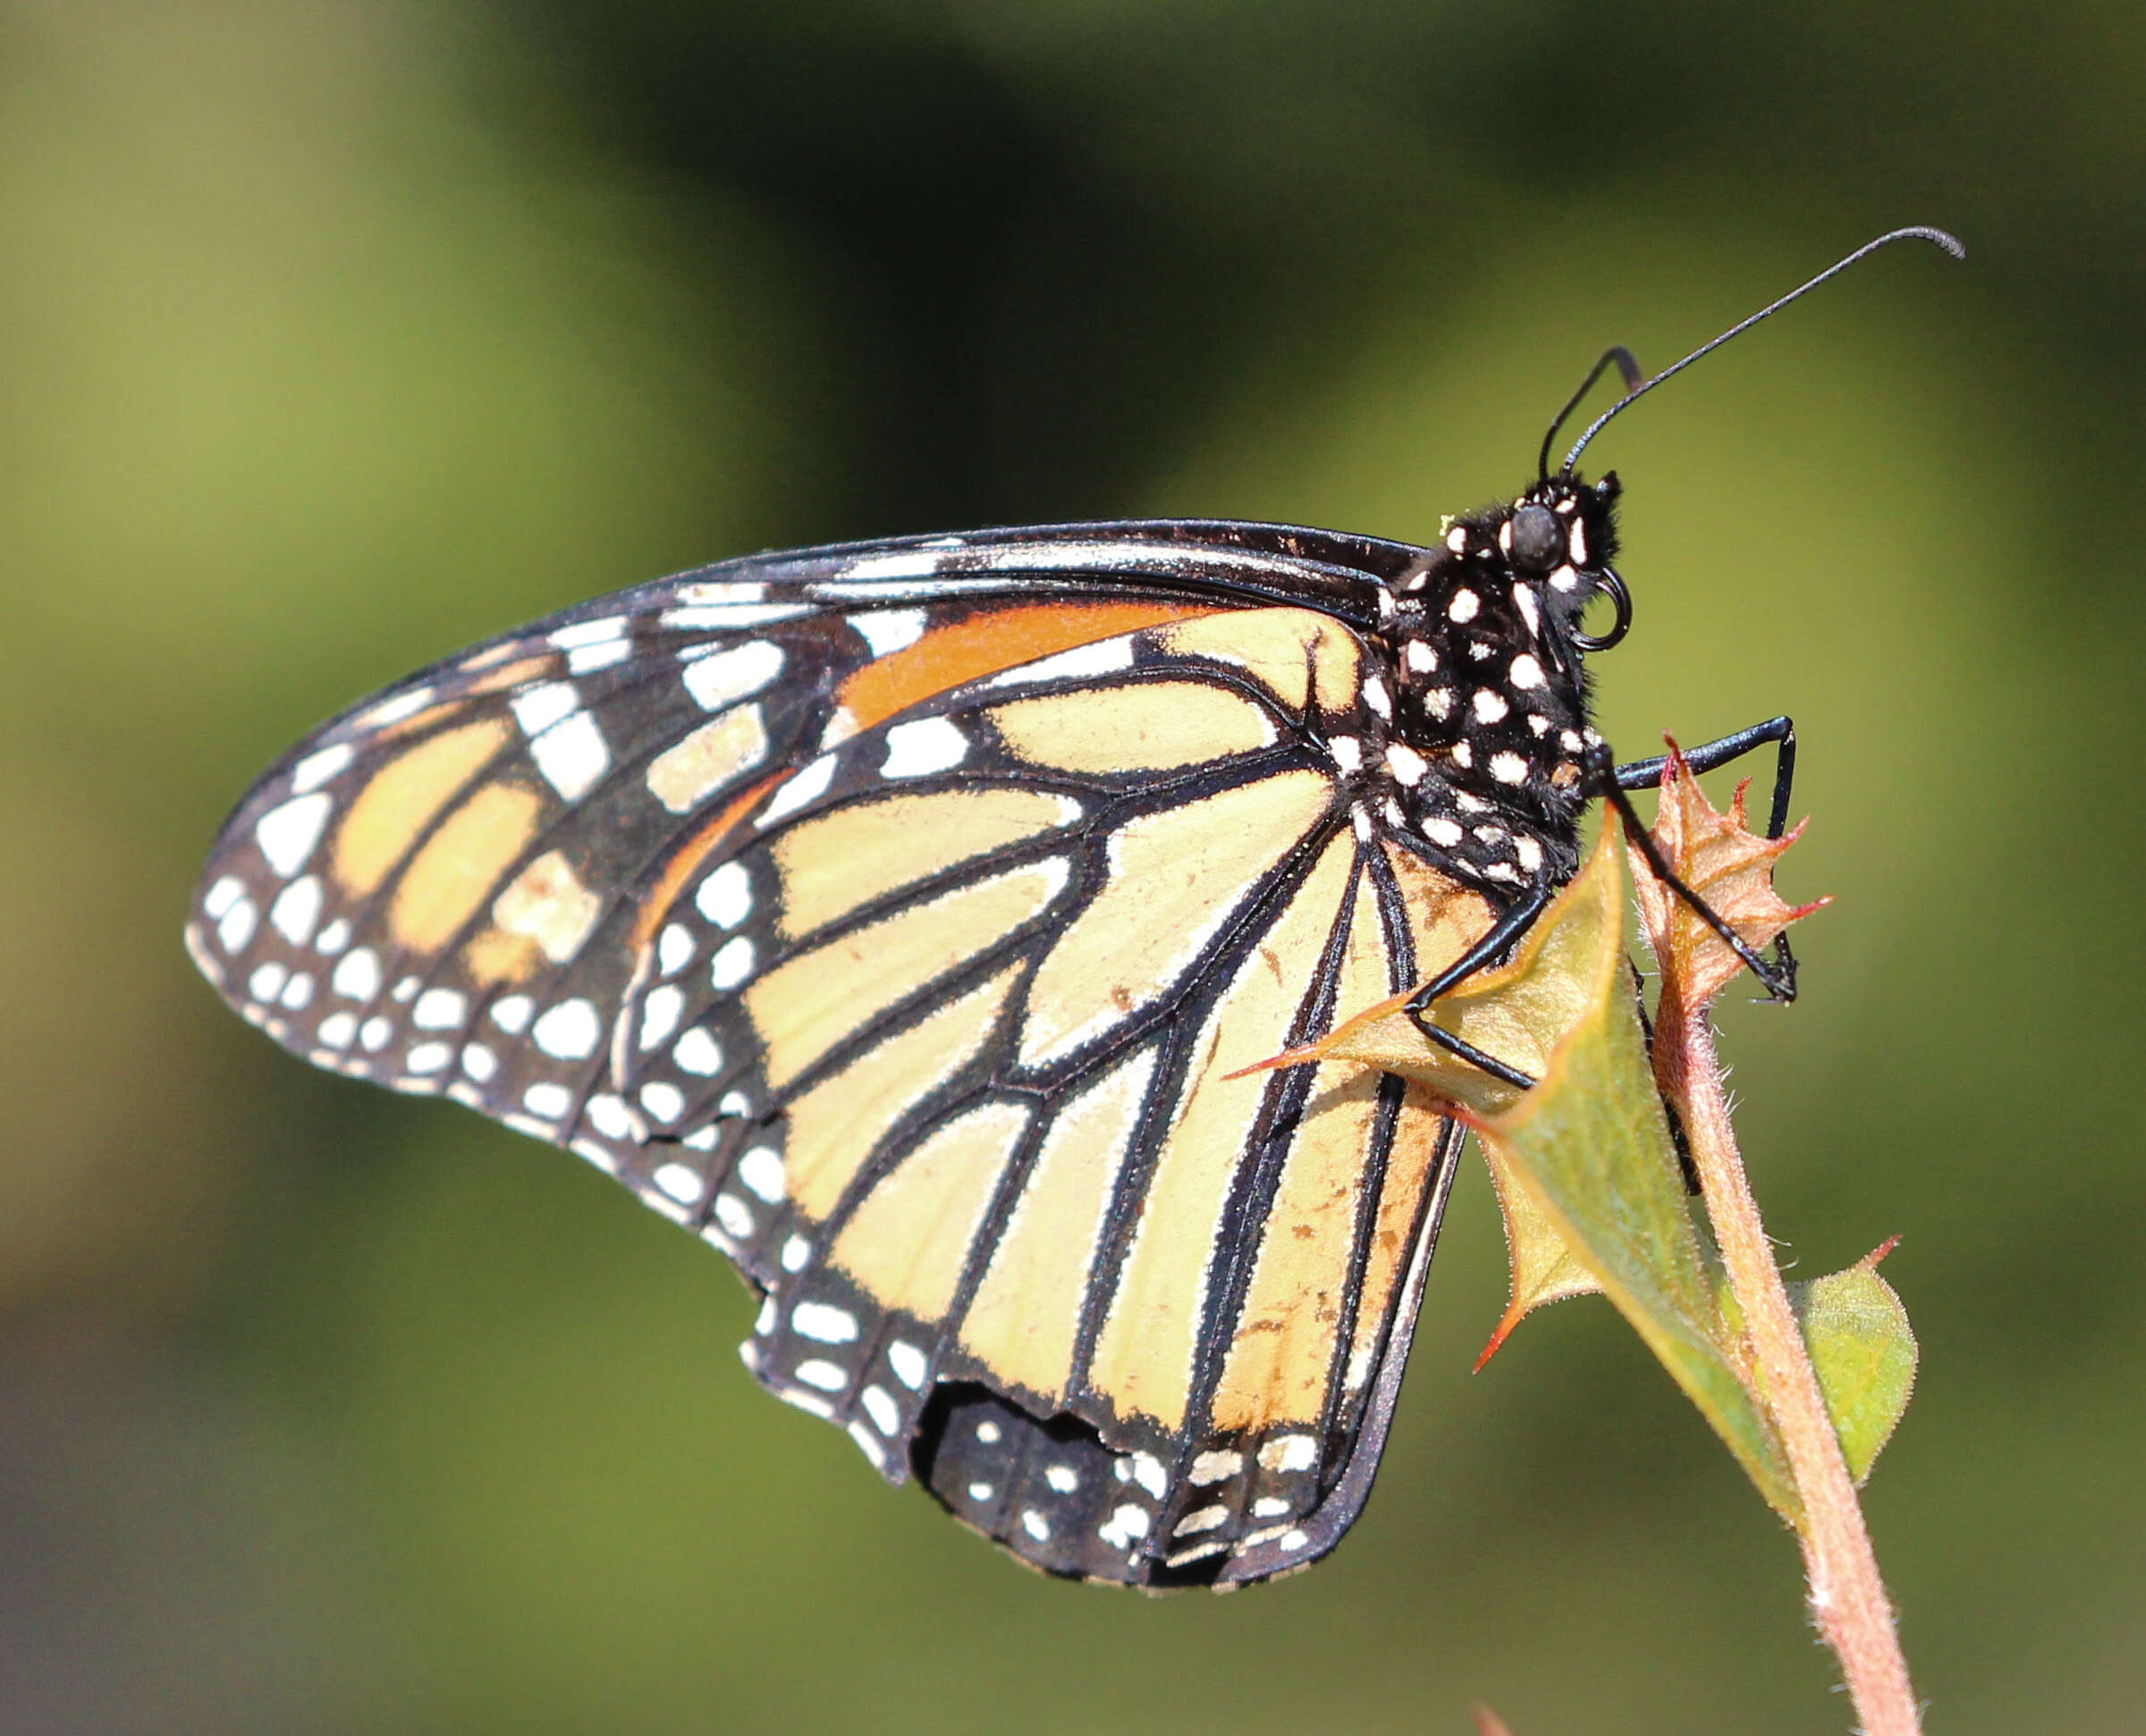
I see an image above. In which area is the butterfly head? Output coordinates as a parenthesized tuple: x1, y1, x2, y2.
(1367, 468, 1628, 886)
(1504, 469, 1626, 653)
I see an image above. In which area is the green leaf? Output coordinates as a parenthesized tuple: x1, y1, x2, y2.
(1473, 835, 1796, 1519)
(1475, 1137, 1602, 1371)
(1792, 1250, 1918, 1483)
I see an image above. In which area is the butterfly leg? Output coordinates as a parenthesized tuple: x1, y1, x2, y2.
(1611, 715, 1799, 992)
(1584, 737, 1797, 1001)
(1401, 891, 1552, 1091)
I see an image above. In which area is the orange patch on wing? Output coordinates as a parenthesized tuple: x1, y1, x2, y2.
(1211, 865, 1390, 1432)
(1343, 1085, 1451, 1394)
(464, 925, 545, 986)
(837, 601, 1216, 732)
(629, 772, 783, 955)
(462, 654, 559, 696)
(388, 781, 545, 954)
(333, 718, 512, 896)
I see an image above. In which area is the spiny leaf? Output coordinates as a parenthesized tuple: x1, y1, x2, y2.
(1627, 738, 1829, 1015)
(1475, 1140, 1601, 1371)
(1791, 1241, 1919, 1484)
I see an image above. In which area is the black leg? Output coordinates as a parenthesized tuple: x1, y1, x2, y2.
(1404, 890, 1550, 1091)
(1614, 716, 1799, 991)
(1615, 714, 1796, 840)
(1587, 741, 1796, 1000)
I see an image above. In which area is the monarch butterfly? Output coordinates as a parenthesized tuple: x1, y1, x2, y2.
(186, 229, 1957, 1589)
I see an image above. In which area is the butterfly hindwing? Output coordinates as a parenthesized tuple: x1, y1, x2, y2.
(188, 522, 1496, 1586)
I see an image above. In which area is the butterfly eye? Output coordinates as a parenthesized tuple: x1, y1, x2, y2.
(1508, 504, 1564, 575)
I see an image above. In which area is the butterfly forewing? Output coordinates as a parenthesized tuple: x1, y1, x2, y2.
(188, 522, 1497, 1587)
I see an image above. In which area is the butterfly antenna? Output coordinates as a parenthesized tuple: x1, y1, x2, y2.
(1559, 226, 1964, 475)
(1538, 346, 1644, 485)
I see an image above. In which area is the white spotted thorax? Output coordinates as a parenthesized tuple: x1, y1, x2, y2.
(1358, 471, 1620, 894)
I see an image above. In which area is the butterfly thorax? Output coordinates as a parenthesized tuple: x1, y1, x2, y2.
(1366, 475, 1620, 895)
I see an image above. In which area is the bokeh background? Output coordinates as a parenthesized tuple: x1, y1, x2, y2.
(4, 2, 2140, 1731)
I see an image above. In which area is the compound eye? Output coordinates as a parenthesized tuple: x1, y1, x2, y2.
(1509, 503, 1563, 574)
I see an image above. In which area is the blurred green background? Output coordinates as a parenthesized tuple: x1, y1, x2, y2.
(3, 2, 2139, 1731)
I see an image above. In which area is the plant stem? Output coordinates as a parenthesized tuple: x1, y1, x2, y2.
(1652, 999, 1921, 1735)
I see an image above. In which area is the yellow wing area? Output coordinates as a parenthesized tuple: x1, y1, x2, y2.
(684, 603, 1497, 1491)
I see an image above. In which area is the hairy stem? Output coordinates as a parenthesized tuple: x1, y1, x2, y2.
(1652, 999, 1920, 1735)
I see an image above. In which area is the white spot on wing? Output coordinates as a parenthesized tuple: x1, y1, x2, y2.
(510, 681, 579, 737)
(1189, 1449, 1244, 1486)
(680, 640, 785, 712)
(585, 1093, 634, 1139)
(657, 923, 696, 976)
(254, 793, 333, 878)
(269, 876, 324, 945)
(550, 617, 627, 650)
(849, 609, 927, 654)
(1473, 689, 1508, 723)
(638, 983, 685, 1051)
(663, 603, 810, 630)
(638, 1081, 685, 1124)
(530, 712, 610, 801)
(291, 743, 354, 793)
(887, 1341, 927, 1389)
(672, 1027, 723, 1075)
(531, 998, 601, 1060)
(1099, 1505, 1150, 1549)
(985, 635, 1136, 688)
(1257, 1433, 1318, 1472)
(1447, 588, 1480, 623)
(756, 753, 837, 827)
(882, 716, 967, 779)
(411, 988, 466, 1030)
(356, 687, 435, 729)
(652, 1161, 704, 1204)
(840, 550, 947, 582)
(861, 1385, 900, 1436)
(710, 936, 756, 990)
(522, 1082, 572, 1120)
(792, 1302, 858, 1344)
(794, 1358, 849, 1392)
(695, 860, 753, 929)
(567, 639, 631, 675)
(737, 1146, 784, 1203)
(331, 948, 380, 1000)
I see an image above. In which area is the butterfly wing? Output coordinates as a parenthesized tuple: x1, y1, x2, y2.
(188, 521, 1493, 1586)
